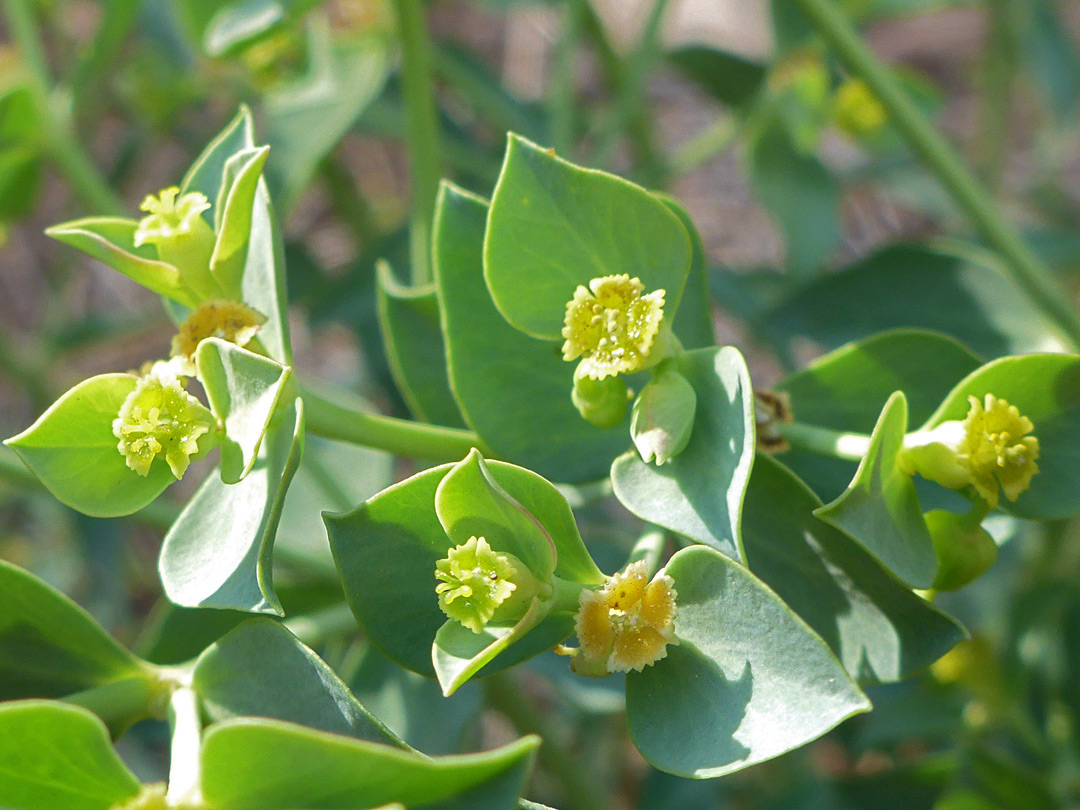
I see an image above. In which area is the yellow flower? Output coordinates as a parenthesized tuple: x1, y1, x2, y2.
(561, 275, 665, 380)
(435, 536, 524, 634)
(113, 370, 215, 479)
(903, 395, 1039, 508)
(573, 560, 677, 675)
(833, 78, 888, 138)
(171, 299, 265, 372)
(133, 187, 212, 249)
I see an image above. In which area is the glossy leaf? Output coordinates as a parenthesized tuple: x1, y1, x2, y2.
(5, 374, 179, 518)
(326, 459, 602, 678)
(45, 217, 198, 308)
(159, 400, 304, 614)
(434, 182, 629, 483)
(196, 337, 292, 484)
(376, 262, 465, 427)
(200, 718, 539, 810)
(193, 617, 403, 745)
(611, 346, 755, 560)
(743, 455, 966, 684)
(626, 546, 870, 778)
(777, 329, 982, 500)
(921, 354, 1080, 520)
(210, 144, 270, 298)
(484, 133, 691, 339)
(815, 391, 938, 588)
(0, 701, 141, 810)
(0, 559, 147, 700)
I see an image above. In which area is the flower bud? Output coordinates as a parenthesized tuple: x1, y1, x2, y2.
(630, 368, 696, 465)
(572, 560, 678, 676)
(435, 536, 549, 633)
(134, 186, 219, 300)
(112, 370, 216, 479)
(561, 274, 665, 380)
(902, 395, 1039, 509)
(571, 365, 629, 429)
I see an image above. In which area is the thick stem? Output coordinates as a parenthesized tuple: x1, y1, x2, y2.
(485, 673, 608, 810)
(62, 675, 158, 728)
(779, 421, 871, 462)
(166, 685, 203, 807)
(391, 0, 441, 285)
(301, 384, 491, 462)
(787, 0, 1080, 350)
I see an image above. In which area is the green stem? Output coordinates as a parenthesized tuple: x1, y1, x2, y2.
(1, 0, 124, 215)
(547, 0, 587, 154)
(978, 0, 1016, 192)
(787, 0, 1080, 350)
(391, 0, 441, 285)
(779, 421, 870, 462)
(62, 675, 158, 729)
(485, 673, 608, 810)
(301, 384, 491, 462)
(166, 685, 203, 807)
(670, 116, 740, 176)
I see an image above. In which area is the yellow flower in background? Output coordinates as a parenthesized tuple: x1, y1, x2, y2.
(133, 187, 212, 249)
(561, 274, 665, 379)
(573, 560, 677, 675)
(113, 369, 215, 479)
(833, 78, 888, 138)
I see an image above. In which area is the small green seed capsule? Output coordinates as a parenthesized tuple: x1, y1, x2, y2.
(571, 366, 630, 429)
(630, 368, 697, 465)
(925, 509, 998, 592)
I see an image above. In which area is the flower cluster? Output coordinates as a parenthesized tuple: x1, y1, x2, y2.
(133, 187, 213, 250)
(435, 536, 538, 633)
(572, 560, 678, 675)
(171, 299, 265, 373)
(112, 368, 215, 479)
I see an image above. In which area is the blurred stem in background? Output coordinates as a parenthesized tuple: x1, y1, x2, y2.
(978, 0, 1018, 193)
(391, 0, 442, 285)
(788, 0, 1080, 351)
(1, 0, 125, 215)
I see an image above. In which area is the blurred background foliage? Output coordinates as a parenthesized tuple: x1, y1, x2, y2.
(1, 0, 1080, 807)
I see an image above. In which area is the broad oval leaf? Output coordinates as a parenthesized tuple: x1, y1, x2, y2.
(484, 133, 691, 340)
(0, 701, 141, 810)
(200, 717, 539, 810)
(193, 617, 403, 746)
(159, 399, 304, 614)
(5, 374, 179, 518)
(743, 455, 966, 684)
(611, 346, 755, 560)
(815, 391, 938, 588)
(920, 353, 1080, 520)
(435, 181, 628, 483)
(196, 337, 293, 484)
(0, 560, 147, 701)
(626, 545, 870, 778)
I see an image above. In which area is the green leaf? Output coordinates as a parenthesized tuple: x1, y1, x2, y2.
(433, 598, 549, 696)
(45, 218, 199, 308)
(434, 182, 629, 483)
(5, 374, 179, 518)
(815, 391, 938, 588)
(210, 145, 270, 298)
(193, 617, 403, 745)
(626, 546, 870, 778)
(484, 133, 691, 339)
(611, 346, 755, 560)
(667, 45, 767, 110)
(776, 328, 983, 500)
(376, 262, 466, 428)
(159, 399, 304, 614)
(203, 0, 318, 57)
(920, 354, 1080, 520)
(743, 455, 966, 684)
(0, 145, 41, 219)
(435, 449, 556, 580)
(656, 195, 716, 350)
(747, 118, 841, 277)
(182, 106, 292, 364)
(196, 337, 292, 484)
(0, 560, 146, 700)
(756, 244, 1065, 359)
(265, 28, 391, 212)
(200, 718, 539, 810)
(0, 701, 141, 810)
(326, 459, 601, 677)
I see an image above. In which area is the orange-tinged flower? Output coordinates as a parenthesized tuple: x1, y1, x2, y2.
(573, 560, 677, 674)
(171, 300, 265, 373)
